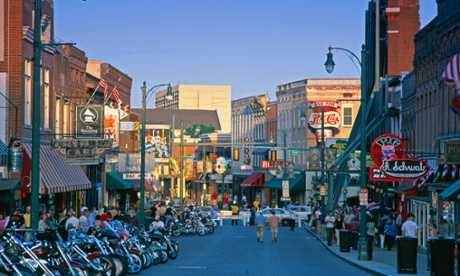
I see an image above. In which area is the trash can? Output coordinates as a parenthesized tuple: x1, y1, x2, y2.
(424, 236, 454, 275)
(396, 236, 417, 274)
(339, 230, 351, 252)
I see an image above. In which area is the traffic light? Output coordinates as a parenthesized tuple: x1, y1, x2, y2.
(243, 137, 251, 165)
(343, 189, 347, 194)
(233, 148, 239, 161)
(270, 150, 277, 162)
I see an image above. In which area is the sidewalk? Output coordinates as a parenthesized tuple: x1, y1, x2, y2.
(304, 224, 430, 276)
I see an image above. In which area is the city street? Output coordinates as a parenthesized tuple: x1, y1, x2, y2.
(140, 221, 372, 276)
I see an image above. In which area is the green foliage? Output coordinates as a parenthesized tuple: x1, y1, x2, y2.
(184, 123, 215, 138)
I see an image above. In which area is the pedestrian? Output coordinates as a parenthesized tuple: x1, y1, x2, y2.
(253, 198, 260, 211)
(82, 209, 95, 231)
(127, 210, 139, 227)
(23, 206, 32, 241)
(38, 211, 48, 232)
(401, 213, 418, 237)
(344, 209, 354, 230)
(378, 217, 387, 251)
(268, 210, 280, 242)
(334, 214, 344, 246)
(254, 211, 266, 243)
(231, 201, 240, 226)
(366, 214, 375, 260)
(384, 218, 397, 251)
(113, 209, 125, 222)
(99, 207, 112, 222)
(427, 222, 438, 271)
(223, 189, 229, 209)
(348, 218, 359, 250)
(325, 211, 336, 246)
(440, 218, 450, 237)
(65, 209, 79, 229)
(79, 207, 88, 229)
(395, 212, 403, 235)
(158, 202, 166, 222)
(289, 209, 296, 231)
(150, 215, 165, 229)
(249, 205, 256, 226)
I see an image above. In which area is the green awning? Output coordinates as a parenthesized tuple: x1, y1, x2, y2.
(106, 172, 134, 190)
(264, 174, 305, 191)
(439, 179, 460, 201)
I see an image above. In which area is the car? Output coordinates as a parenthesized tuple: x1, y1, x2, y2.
(290, 206, 312, 221)
(260, 208, 292, 226)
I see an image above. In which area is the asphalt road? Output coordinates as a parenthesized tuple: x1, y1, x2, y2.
(139, 221, 373, 276)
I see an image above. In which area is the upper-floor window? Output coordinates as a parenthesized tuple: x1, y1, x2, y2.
(342, 105, 353, 127)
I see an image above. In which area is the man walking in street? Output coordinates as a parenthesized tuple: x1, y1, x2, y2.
(254, 212, 266, 242)
(268, 210, 280, 242)
(401, 213, 418, 237)
(231, 201, 240, 226)
(325, 210, 336, 246)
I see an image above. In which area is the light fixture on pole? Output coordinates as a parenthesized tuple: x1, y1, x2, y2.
(325, 44, 368, 261)
(140, 81, 173, 226)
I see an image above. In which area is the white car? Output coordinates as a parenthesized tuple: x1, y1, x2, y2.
(290, 206, 312, 221)
(260, 208, 292, 226)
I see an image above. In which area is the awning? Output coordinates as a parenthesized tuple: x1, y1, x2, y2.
(0, 178, 20, 191)
(264, 174, 305, 191)
(22, 144, 91, 194)
(105, 172, 154, 192)
(0, 139, 7, 165)
(241, 172, 264, 187)
(439, 179, 460, 201)
(106, 172, 134, 189)
(252, 148, 269, 155)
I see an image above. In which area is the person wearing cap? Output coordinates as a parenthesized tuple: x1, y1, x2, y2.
(254, 211, 266, 242)
(401, 213, 418, 237)
(79, 207, 88, 229)
(231, 201, 240, 226)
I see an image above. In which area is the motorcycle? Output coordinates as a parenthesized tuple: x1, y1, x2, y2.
(170, 217, 206, 237)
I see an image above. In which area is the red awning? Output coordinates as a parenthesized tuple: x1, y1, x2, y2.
(22, 144, 91, 194)
(241, 172, 264, 187)
(131, 179, 154, 192)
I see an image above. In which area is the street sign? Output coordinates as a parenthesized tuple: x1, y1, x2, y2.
(282, 180, 289, 197)
(290, 150, 300, 155)
(281, 197, 291, 201)
(359, 189, 368, 205)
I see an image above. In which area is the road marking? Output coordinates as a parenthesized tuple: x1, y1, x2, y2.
(179, 266, 207, 269)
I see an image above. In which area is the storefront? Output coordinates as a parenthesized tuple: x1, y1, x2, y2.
(264, 173, 306, 208)
(21, 143, 92, 213)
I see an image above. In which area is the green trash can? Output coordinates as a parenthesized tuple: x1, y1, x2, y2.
(339, 230, 351, 252)
(428, 237, 454, 275)
(396, 236, 417, 274)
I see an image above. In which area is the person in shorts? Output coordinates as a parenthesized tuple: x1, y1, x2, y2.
(268, 210, 280, 242)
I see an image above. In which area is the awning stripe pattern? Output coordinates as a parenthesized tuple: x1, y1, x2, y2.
(0, 139, 7, 165)
(23, 144, 91, 194)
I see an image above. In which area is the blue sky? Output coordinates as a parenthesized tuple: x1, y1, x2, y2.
(54, 0, 437, 108)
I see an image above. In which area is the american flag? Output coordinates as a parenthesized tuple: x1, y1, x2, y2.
(112, 85, 122, 106)
(442, 52, 460, 88)
(99, 74, 108, 102)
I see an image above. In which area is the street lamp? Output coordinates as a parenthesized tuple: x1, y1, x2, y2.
(140, 81, 173, 226)
(325, 45, 368, 261)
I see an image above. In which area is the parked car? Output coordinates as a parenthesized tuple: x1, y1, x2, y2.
(260, 208, 292, 226)
(290, 206, 312, 221)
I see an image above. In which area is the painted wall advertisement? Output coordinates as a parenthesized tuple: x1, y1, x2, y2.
(104, 106, 120, 148)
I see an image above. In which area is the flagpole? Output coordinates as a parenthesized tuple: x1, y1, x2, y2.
(86, 83, 101, 104)
(104, 77, 122, 106)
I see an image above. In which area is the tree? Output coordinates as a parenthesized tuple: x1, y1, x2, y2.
(184, 123, 215, 138)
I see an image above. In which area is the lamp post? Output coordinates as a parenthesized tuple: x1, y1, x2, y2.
(325, 45, 368, 260)
(140, 81, 173, 226)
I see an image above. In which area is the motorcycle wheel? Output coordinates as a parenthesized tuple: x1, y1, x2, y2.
(66, 267, 87, 276)
(141, 251, 152, 268)
(212, 220, 218, 228)
(159, 250, 168, 264)
(127, 253, 143, 274)
(39, 265, 69, 276)
(197, 227, 206, 236)
(151, 249, 162, 265)
(205, 225, 215, 234)
(170, 240, 179, 253)
(167, 246, 178, 260)
(93, 254, 116, 276)
(110, 254, 129, 276)
(172, 228, 181, 237)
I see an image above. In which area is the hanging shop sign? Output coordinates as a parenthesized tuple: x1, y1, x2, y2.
(371, 134, 429, 181)
(214, 157, 228, 175)
(445, 142, 460, 164)
(51, 139, 113, 165)
(76, 105, 104, 139)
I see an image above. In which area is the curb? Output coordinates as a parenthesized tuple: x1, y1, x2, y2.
(303, 224, 387, 276)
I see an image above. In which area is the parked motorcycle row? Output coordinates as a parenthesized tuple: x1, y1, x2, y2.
(0, 219, 180, 276)
(169, 208, 218, 237)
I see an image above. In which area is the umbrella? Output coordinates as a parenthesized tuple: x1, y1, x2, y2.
(366, 202, 377, 209)
(368, 204, 392, 214)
